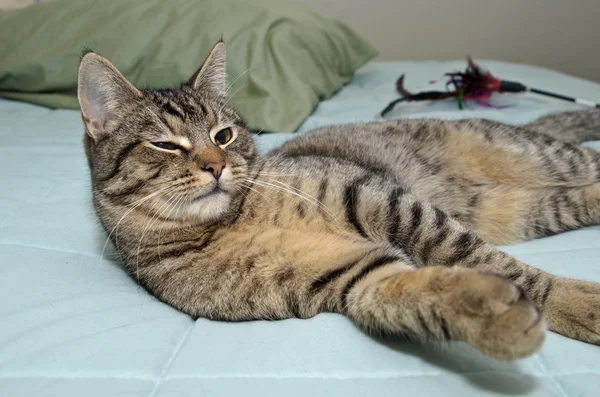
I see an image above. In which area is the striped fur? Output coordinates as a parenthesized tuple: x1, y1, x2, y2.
(80, 42, 600, 360)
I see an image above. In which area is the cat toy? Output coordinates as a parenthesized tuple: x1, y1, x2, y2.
(380, 57, 600, 118)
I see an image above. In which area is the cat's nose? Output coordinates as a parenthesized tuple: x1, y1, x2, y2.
(201, 161, 226, 179)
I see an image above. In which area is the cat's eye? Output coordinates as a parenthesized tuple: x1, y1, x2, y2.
(151, 141, 181, 151)
(214, 128, 232, 145)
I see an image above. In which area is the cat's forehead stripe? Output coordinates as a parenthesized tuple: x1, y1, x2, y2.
(163, 102, 185, 119)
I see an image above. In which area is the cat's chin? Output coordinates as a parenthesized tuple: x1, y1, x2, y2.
(178, 191, 231, 224)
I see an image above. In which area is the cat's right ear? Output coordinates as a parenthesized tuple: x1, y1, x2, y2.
(185, 41, 227, 96)
(77, 51, 142, 142)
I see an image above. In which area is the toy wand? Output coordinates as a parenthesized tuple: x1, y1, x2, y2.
(380, 57, 600, 118)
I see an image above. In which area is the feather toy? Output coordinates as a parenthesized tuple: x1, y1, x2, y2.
(380, 57, 600, 118)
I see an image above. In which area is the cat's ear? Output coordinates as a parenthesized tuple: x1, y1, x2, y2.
(77, 51, 142, 142)
(186, 41, 227, 96)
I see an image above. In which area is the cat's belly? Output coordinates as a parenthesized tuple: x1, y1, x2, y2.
(264, 119, 515, 228)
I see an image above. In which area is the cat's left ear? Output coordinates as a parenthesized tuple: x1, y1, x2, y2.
(186, 41, 227, 96)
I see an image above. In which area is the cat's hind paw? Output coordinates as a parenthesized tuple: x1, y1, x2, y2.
(545, 277, 600, 345)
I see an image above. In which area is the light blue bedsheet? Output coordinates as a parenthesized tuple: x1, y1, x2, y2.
(1, 61, 600, 397)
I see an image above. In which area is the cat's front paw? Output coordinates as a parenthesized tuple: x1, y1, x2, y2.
(442, 269, 547, 360)
(545, 278, 600, 344)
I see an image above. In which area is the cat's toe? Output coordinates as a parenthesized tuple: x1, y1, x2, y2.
(447, 271, 547, 360)
(475, 292, 546, 359)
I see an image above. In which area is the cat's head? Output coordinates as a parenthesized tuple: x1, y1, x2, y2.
(78, 42, 257, 225)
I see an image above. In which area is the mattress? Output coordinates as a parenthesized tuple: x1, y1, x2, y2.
(1, 60, 600, 397)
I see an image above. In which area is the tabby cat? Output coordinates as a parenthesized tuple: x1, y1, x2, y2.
(79, 41, 600, 360)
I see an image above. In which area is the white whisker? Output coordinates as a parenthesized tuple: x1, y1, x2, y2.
(218, 81, 252, 115)
(239, 182, 276, 207)
(244, 179, 319, 222)
(98, 184, 177, 270)
(134, 190, 183, 278)
(157, 192, 187, 264)
(224, 61, 265, 97)
(253, 126, 267, 136)
(244, 176, 344, 229)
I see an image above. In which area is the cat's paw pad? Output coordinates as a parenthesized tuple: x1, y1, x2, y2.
(546, 278, 600, 344)
(445, 270, 546, 360)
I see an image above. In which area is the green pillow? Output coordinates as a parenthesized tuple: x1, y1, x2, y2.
(0, 0, 377, 132)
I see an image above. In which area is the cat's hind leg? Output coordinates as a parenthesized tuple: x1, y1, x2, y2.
(431, 119, 600, 242)
(440, 118, 600, 188)
(463, 183, 600, 244)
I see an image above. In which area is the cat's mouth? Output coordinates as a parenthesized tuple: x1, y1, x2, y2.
(179, 185, 232, 223)
(191, 187, 228, 202)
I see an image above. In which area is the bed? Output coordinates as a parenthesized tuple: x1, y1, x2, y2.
(1, 60, 600, 397)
